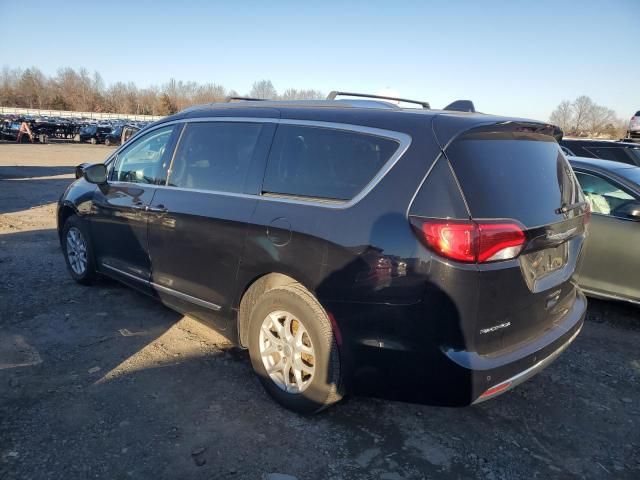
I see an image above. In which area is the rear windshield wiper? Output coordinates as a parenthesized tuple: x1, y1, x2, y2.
(555, 201, 587, 215)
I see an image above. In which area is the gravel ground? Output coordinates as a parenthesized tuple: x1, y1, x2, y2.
(0, 143, 639, 480)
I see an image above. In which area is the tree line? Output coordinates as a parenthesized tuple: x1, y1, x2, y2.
(0, 66, 324, 116)
(550, 95, 626, 138)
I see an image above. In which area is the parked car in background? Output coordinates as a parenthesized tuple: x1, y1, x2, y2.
(78, 125, 113, 144)
(568, 156, 640, 305)
(627, 110, 640, 142)
(103, 125, 141, 146)
(0, 121, 21, 141)
(57, 96, 587, 413)
(560, 139, 640, 166)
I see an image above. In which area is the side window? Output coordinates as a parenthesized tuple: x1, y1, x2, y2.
(574, 171, 635, 217)
(168, 122, 263, 193)
(584, 147, 635, 165)
(560, 145, 574, 157)
(113, 125, 175, 184)
(262, 124, 399, 201)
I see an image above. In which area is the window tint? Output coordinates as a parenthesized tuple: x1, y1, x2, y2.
(574, 171, 634, 217)
(560, 145, 574, 157)
(262, 125, 399, 200)
(168, 122, 262, 193)
(616, 166, 640, 186)
(584, 147, 637, 165)
(409, 156, 469, 219)
(447, 133, 583, 228)
(114, 125, 174, 184)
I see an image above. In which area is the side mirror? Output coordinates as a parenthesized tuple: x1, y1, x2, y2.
(83, 163, 108, 184)
(617, 201, 640, 221)
(75, 162, 90, 179)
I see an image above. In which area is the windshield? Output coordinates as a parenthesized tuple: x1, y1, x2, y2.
(616, 166, 640, 186)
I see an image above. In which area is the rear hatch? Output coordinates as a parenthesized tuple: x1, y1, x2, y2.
(432, 120, 587, 355)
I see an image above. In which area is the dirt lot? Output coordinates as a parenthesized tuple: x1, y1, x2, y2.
(0, 143, 639, 480)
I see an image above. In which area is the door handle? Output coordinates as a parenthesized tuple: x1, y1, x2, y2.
(146, 204, 168, 213)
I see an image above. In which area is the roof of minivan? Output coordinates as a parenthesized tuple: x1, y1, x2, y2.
(177, 99, 532, 121)
(154, 100, 560, 146)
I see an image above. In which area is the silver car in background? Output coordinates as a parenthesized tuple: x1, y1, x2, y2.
(569, 156, 640, 305)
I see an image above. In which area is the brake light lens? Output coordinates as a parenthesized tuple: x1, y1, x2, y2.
(421, 221, 476, 262)
(477, 223, 526, 262)
(411, 219, 526, 263)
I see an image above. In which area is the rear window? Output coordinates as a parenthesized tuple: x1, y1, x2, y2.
(446, 132, 583, 227)
(262, 125, 399, 201)
(584, 147, 639, 165)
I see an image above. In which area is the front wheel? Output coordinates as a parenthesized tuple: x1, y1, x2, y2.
(90, 137, 97, 145)
(104, 138, 111, 147)
(248, 284, 343, 414)
(62, 215, 97, 285)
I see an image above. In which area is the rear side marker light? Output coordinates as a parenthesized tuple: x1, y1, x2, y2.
(479, 381, 512, 400)
(411, 218, 526, 263)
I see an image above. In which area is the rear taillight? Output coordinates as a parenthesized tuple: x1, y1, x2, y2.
(411, 218, 526, 263)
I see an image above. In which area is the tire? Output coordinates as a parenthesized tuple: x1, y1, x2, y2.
(247, 284, 343, 414)
(104, 138, 111, 147)
(90, 137, 97, 145)
(61, 215, 97, 285)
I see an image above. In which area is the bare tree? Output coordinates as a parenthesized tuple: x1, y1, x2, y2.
(550, 95, 621, 139)
(250, 80, 277, 99)
(0, 65, 325, 116)
(549, 100, 573, 134)
(572, 95, 594, 134)
(280, 88, 324, 100)
(586, 105, 616, 137)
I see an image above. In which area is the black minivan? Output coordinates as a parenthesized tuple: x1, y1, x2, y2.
(58, 98, 588, 413)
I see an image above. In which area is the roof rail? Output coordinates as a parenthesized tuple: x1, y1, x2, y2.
(327, 91, 430, 109)
(443, 100, 476, 113)
(225, 96, 267, 103)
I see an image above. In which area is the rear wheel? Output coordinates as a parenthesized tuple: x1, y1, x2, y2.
(62, 215, 96, 285)
(247, 284, 343, 414)
(90, 137, 97, 145)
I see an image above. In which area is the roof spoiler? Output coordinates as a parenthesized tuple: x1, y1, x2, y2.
(327, 91, 430, 109)
(443, 100, 476, 113)
(225, 96, 267, 103)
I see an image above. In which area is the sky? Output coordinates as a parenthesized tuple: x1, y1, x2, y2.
(0, 0, 637, 122)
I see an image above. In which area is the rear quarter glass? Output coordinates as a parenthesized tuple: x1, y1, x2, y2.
(408, 155, 469, 219)
(445, 132, 583, 228)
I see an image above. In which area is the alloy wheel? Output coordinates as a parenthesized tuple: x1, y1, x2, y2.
(66, 227, 88, 275)
(259, 310, 316, 393)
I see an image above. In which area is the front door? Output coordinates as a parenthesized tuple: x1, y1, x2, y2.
(91, 124, 177, 288)
(573, 170, 640, 300)
(147, 120, 275, 329)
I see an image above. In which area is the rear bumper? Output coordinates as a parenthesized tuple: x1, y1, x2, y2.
(471, 323, 582, 403)
(330, 289, 586, 406)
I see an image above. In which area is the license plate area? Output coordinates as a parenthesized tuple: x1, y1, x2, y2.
(520, 243, 568, 290)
